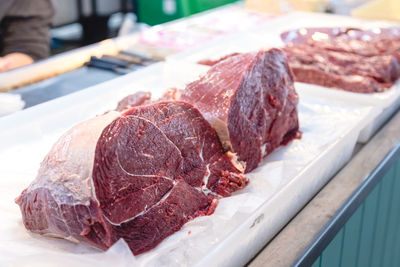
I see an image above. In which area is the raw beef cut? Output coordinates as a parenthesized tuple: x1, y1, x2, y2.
(280, 27, 400, 93)
(283, 44, 400, 93)
(281, 27, 400, 57)
(16, 101, 247, 255)
(284, 44, 400, 84)
(180, 49, 300, 173)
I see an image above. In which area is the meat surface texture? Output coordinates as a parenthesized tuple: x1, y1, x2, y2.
(180, 49, 300, 172)
(16, 101, 246, 255)
(281, 27, 400, 93)
(115, 91, 152, 111)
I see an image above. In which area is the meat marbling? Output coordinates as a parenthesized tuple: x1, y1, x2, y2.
(181, 48, 300, 173)
(16, 101, 247, 255)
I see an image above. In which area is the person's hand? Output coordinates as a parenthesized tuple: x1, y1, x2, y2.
(0, 53, 34, 72)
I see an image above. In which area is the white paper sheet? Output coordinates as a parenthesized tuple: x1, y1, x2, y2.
(0, 93, 25, 117)
(0, 61, 374, 266)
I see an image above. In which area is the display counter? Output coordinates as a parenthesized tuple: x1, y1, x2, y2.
(1, 4, 399, 267)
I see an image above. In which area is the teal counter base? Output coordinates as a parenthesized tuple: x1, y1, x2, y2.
(311, 152, 400, 267)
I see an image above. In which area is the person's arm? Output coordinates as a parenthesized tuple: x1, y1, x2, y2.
(0, 52, 33, 72)
(0, 0, 54, 72)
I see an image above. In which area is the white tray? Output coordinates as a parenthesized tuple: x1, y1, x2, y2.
(0, 62, 374, 267)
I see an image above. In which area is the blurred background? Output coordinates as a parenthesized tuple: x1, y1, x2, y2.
(50, 0, 242, 54)
(51, 0, 392, 55)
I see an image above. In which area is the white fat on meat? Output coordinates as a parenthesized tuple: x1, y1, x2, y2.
(27, 111, 120, 206)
